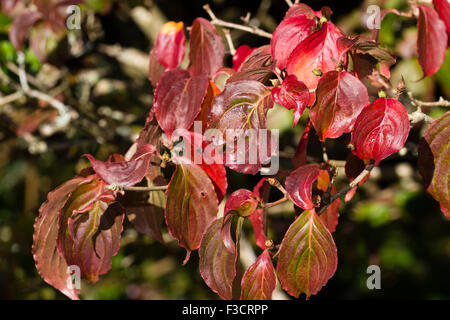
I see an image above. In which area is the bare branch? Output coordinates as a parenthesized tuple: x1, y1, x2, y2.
(222, 28, 236, 55)
(16, 51, 73, 130)
(0, 91, 23, 106)
(203, 4, 272, 39)
(285, 0, 294, 7)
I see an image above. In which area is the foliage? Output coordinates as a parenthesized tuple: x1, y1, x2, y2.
(0, 0, 449, 300)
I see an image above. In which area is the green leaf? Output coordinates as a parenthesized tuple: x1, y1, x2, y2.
(277, 209, 338, 298)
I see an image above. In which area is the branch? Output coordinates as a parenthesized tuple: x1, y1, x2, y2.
(222, 28, 236, 55)
(203, 4, 272, 39)
(0, 91, 23, 106)
(317, 159, 376, 215)
(16, 51, 73, 130)
(285, 0, 294, 7)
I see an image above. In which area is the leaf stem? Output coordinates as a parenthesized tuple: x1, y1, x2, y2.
(317, 159, 376, 215)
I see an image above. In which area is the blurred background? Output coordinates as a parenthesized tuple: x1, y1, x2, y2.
(0, 0, 449, 299)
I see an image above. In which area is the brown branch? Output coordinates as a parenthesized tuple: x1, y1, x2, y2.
(203, 4, 272, 39)
(222, 28, 236, 55)
(317, 159, 376, 215)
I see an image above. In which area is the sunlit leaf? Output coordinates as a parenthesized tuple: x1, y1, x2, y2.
(240, 250, 276, 300)
(199, 218, 236, 300)
(285, 164, 321, 210)
(277, 209, 338, 298)
(310, 71, 369, 140)
(351, 98, 410, 164)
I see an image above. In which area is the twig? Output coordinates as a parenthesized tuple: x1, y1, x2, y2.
(285, 0, 294, 7)
(203, 4, 272, 39)
(317, 159, 376, 215)
(16, 52, 73, 129)
(263, 196, 289, 208)
(106, 184, 168, 192)
(222, 28, 236, 55)
(0, 91, 23, 106)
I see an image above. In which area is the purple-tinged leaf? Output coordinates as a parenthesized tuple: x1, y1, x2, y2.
(165, 158, 218, 261)
(57, 179, 123, 283)
(9, 11, 42, 50)
(418, 111, 450, 218)
(209, 80, 277, 175)
(33, 176, 91, 300)
(199, 218, 236, 300)
(240, 250, 276, 300)
(227, 45, 273, 84)
(153, 68, 209, 142)
(188, 18, 224, 78)
(277, 209, 338, 298)
(84, 144, 156, 187)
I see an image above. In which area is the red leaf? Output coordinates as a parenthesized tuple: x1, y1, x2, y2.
(199, 218, 236, 300)
(286, 22, 347, 89)
(33, 176, 91, 300)
(433, 0, 450, 42)
(284, 3, 317, 20)
(165, 158, 218, 260)
(418, 111, 450, 218)
(194, 80, 221, 131)
(174, 131, 227, 202)
(249, 209, 268, 250)
(9, 11, 42, 50)
(285, 164, 321, 210)
(221, 189, 258, 253)
(148, 48, 165, 87)
(351, 98, 410, 164)
(232, 45, 255, 71)
(277, 209, 337, 298)
(309, 71, 369, 141)
(271, 15, 316, 70)
(84, 144, 156, 187)
(272, 75, 310, 127)
(227, 45, 273, 84)
(188, 17, 224, 78)
(240, 250, 276, 300)
(209, 80, 277, 175)
(417, 5, 447, 77)
(57, 179, 123, 283)
(224, 189, 258, 217)
(154, 21, 185, 69)
(153, 69, 209, 142)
